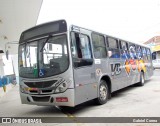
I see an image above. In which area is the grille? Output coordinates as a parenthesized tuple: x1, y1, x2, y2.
(32, 96, 50, 102)
(42, 90, 52, 93)
(24, 80, 57, 88)
(30, 90, 52, 94)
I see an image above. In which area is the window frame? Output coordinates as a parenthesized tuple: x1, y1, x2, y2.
(128, 43, 137, 59)
(107, 37, 120, 59)
(70, 32, 93, 68)
(119, 40, 130, 59)
(142, 47, 147, 60)
(136, 45, 143, 59)
(146, 48, 151, 60)
(91, 32, 107, 59)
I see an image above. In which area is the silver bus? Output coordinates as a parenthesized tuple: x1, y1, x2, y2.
(18, 19, 153, 107)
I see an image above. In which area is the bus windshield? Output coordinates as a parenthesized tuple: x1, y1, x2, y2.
(19, 34, 69, 78)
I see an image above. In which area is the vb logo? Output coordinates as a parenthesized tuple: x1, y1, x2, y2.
(111, 63, 121, 76)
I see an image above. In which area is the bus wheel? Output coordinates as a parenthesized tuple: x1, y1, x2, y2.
(95, 80, 109, 105)
(138, 72, 145, 86)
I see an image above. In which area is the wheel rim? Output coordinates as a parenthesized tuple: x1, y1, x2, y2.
(99, 85, 107, 101)
(141, 74, 144, 84)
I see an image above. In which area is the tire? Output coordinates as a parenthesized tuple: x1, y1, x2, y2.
(95, 80, 109, 105)
(138, 72, 145, 86)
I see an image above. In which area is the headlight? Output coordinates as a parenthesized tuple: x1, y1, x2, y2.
(55, 82, 67, 93)
(20, 85, 29, 93)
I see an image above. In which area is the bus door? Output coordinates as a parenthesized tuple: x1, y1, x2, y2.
(70, 29, 96, 105)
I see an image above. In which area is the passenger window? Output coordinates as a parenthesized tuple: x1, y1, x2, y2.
(71, 32, 93, 67)
(129, 44, 137, 59)
(92, 33, 107, 58)
(120, 41, 130, 59)
(107, 37, 120, 58)
(136, 46, 142, 59)
(147, 48, 151, 60)
(142, 47, 147, 60)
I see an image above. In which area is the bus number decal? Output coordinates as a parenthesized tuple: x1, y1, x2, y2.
(111, 63, 121, 76)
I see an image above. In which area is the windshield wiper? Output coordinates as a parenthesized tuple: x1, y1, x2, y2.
(40, 35, 52, 52)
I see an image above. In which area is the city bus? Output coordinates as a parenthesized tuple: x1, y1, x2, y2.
(18, 19, 153, 107)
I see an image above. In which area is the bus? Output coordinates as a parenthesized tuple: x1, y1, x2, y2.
(18, 19, 153, 107)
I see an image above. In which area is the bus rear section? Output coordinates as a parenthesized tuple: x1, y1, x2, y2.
(18, 20, 76, 107)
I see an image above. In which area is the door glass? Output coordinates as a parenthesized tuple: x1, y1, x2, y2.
(71, 32, 93, 67)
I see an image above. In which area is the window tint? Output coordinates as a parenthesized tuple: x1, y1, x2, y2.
(129, 44, 137, 59)
(120, 41, 128, 50)
(108, 37, 118, 48)
(147, 48, 151, 60)
(142, 47, 147, 60)
(108, 37, 120, 58)
(120, 41, 130, 59)
(71, 32, 93, 67)
(147, 48, 151, 55)
(92, 33, 107, 58)
(136, 46, 142, 59)
(142, 47, 146, 54)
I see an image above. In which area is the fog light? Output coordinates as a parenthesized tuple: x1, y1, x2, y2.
(50, 97, 54, 103)
(62, 83, 66, 87)
(27, 97, 31, 102)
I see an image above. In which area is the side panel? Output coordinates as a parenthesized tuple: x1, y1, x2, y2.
(144, 58, 154, 80)
(126, 60, 140, 85)
(74, 66, 97, 105)
(107, 58, 127, 92)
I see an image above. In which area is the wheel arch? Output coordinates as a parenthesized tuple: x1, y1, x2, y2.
(99, 75, 112, 98)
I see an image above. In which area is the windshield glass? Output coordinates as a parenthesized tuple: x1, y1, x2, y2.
(19, 34, 69, 78)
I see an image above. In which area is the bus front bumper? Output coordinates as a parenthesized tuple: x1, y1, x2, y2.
(20, 89, 75, 107)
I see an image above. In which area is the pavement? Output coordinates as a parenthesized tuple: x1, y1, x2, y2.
(0, 70, 160, 126)
(0, 83, 15, 98)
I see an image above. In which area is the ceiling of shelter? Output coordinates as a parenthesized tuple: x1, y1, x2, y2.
(0, 0, 43, 53)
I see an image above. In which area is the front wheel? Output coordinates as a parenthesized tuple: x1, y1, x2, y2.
(95, 80, 109, 105)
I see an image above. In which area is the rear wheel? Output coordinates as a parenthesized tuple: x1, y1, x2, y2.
(138, 72, 145, 86)
(95, 80, 109, 105)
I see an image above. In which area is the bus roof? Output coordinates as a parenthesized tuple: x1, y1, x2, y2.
(70, 24, 149, 49)
(20, 19, 150, 49)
